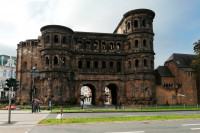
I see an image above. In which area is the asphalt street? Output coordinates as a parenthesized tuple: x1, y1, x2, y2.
(29, 119, 200, 133)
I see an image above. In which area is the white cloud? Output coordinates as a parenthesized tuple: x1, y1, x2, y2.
(0, 0, 200, 67)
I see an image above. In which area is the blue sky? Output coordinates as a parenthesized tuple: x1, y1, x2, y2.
(0, 0, 200, 68)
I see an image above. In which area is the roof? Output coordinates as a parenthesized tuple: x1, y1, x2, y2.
(166, 53, 195, 68)
(156, 66, 174, 77)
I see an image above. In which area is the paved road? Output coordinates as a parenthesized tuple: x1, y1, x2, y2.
(46, 110, 200, 119)
(29, 119, 200, 133)
(0, 110, 49, 133)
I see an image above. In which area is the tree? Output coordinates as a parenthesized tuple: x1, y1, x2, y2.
(192, 40, 200, 73)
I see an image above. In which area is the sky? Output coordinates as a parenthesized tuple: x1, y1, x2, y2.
(0, 0, 200, 68)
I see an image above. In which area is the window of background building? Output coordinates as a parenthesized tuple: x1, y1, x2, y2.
(3, 70, 6, 77)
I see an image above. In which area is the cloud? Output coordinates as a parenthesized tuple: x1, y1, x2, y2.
(0, 0, 200, 67)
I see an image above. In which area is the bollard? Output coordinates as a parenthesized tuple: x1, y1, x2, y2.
(60, 106, 63, 120)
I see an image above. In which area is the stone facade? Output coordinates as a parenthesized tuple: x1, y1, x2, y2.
(16, 9, 156, 105)
(156, 54, 200, 105)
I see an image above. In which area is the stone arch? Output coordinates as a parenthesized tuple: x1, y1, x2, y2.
(81, 84, 96, 105)
(105, 84, 119, 105)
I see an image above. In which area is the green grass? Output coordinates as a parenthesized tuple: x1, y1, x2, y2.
(39, 115, 200, 124)
(52, 107, 200, 113)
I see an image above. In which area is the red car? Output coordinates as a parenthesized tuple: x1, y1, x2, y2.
(6, 106, 16, 110)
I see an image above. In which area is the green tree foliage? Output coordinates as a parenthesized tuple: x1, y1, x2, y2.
(192, 40, 200, 72)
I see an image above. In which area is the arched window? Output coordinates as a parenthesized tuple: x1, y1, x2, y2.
(54, 56, 58, 64)
(128, 61, 131, 69)
(110, 42, 114, 50)
(117, 61, 121, 72)
(54, 35, 59, 43)
(144, 59, 148, 67)
(45, 35, 50, 43)
(102, 61, 106, 69)
(102, 42, 106, 49)
(143, 39, 147, 47)
(78, 60, 82, 69)
(94, 41, 99, 49)
(62, 36, 66, 44)
(116, 42, 120, 50)
(134, 20, 138, 27)
(135, 40, 139, 48)
(142, 19, 146, 27)
(135, 59, 139, 67)
(86, 41, 91, 49)
(128, 41, 131, 49)
(46, 57, 49, 65)
(87, 61, 90, 69)
(109, 61, 113, 69)
(127, 22, 131, 30)
(94, 61, 98, 69)
(3, 70, 7, 77)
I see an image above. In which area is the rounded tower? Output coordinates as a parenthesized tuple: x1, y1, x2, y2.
(115, 9, 156, 104)
(39, 25, 74, 104)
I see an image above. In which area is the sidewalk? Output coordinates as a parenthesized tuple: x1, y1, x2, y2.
(0, 110, 50, 133)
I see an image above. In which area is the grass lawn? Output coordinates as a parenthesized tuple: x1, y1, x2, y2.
(39, 115, 200, 124)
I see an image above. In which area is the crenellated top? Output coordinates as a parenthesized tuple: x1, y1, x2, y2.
(18, 39, 39, 48)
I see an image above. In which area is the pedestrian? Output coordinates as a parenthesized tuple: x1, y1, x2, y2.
(38, 99, 41, 112)
(34, 99, 39, 113)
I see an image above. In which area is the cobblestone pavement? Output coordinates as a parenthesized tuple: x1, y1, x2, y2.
(0, 110, 49, 133)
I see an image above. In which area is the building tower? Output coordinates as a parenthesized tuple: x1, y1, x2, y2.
(114, 9, 155, 104)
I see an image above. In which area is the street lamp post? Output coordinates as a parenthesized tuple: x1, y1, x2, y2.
(30, 66, 39, 113)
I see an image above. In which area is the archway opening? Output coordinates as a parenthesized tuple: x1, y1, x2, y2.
(105, 84, 118, 105)
(80, 84, 95, 105)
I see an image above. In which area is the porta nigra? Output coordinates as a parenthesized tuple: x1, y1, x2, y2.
(16, 9, 156, 105)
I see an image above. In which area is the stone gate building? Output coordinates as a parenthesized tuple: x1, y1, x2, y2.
(16, 9, 156, 105)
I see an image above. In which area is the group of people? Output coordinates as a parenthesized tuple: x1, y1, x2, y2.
(33, 99, 40, 113)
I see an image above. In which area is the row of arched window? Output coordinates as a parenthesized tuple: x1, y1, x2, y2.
(126, 19, 152, 30)
(128, 39, 153, 49)
(44, 34, 69, 44)
(77, 40, 122, 51)
(21, 41, 38, 47)
(45, 56, 66, 65)
(78, 60, 122, 72)
(127, 59, 154, 69)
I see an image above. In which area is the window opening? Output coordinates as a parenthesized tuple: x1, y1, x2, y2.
(117, 61, 121, 72)
(142, 20, 146, 27)
(94, 61, 98, 69)
(134, 20, 138, 27)
(46, 57, 49, 65)
(87, 61, 90, 69)
(144, 59, 147, 67)
(143, 39, 146, 47)
(135, 40, 139, 48)
(54, 35, 59, 43)
(78, 60, 82, 69)
(110, 61, 113, 69)
(102, 61, 106, 69)
(135, 59, 139, 67)
(54, 56, 58, 64)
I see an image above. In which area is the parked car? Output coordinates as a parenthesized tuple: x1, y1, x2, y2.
(6, 106, 16, 110)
